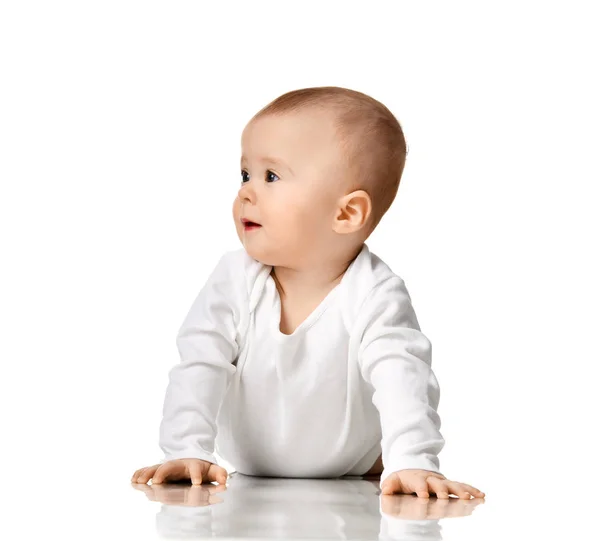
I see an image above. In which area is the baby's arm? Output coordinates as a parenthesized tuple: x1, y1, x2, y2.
(159, 252, 240, 465)
(355, 276, 445, 489)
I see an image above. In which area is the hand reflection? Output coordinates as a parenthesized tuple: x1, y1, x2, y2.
(380, 492, 484, 520)
(131, 479, 227, 507)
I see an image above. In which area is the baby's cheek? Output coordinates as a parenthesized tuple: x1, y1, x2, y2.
(274, 210, 302, 234)
(232, 199, 242, 224)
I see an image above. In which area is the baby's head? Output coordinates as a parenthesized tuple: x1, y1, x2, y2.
(233, 86, 407, 268)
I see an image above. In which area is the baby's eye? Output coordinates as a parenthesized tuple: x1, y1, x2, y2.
(266, 170, 279, 183)
(240, 169, 280, 184)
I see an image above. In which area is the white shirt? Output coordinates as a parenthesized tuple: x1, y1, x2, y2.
(159, 243, 445, 489)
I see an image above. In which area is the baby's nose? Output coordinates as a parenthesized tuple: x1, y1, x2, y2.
(238, 183, 254, 202)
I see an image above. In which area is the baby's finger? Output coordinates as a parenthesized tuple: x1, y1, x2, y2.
(208, 464, 229, 485)
(459, 483, 486, 498)
(413, 477, 431, 498)
(152, 463, 176, 485)
(137, 465, 160, 485)
(446, 481, 474, 499)
(131, 468, 146, 483)
(188, 460, 203, 486)
(426, 476, 450, 499)
(132, 467, 151, 483)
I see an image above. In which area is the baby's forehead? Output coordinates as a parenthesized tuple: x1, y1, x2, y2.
(242, 109, 342, 153)
(245, 109, 314, 131)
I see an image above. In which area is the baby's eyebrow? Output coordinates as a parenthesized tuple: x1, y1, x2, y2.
(240, 155, 294, 176)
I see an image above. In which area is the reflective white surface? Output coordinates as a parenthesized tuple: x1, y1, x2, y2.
(136, 473, 481, 539)
(4, 466, 593, 540)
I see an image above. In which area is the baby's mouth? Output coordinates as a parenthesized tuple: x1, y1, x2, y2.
(242, 219, 262, 230)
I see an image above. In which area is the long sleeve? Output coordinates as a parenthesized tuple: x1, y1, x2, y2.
(356, 276, 445, 487)
(158, 252, 240, 465)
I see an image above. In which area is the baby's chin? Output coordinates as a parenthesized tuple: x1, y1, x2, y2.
(239, 236, 286, 267)
(239, 235, 267, 260)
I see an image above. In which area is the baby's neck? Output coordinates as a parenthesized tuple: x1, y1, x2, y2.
(270, 246, 361, 300)
(271, 267, 344, 301)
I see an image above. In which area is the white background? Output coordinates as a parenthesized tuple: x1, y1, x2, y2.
(1, 1, 598, 539)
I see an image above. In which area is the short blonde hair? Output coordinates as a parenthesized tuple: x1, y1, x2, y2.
(249, 86, 408, 236)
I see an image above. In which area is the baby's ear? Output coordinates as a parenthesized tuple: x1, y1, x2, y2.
(333, 190, 371, 233)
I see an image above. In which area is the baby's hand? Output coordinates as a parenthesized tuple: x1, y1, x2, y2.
(131, 458, 229, 486)
(381, 469, 485, 499)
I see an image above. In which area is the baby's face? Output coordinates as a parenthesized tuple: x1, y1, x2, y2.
(233, 110, 347, 267)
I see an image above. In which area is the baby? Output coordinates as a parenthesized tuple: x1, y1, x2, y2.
(131, 86, 485, 499)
